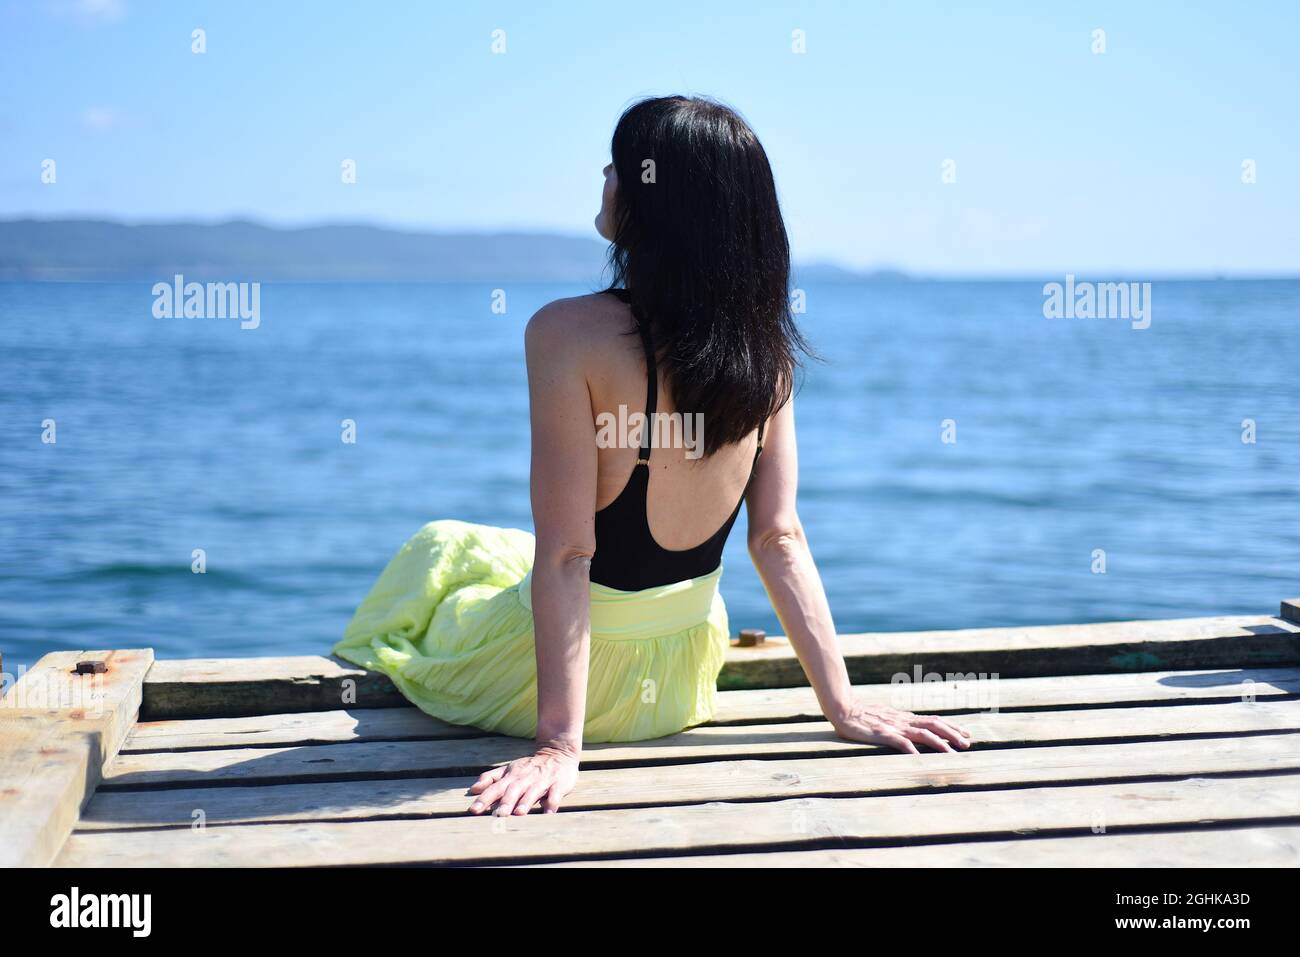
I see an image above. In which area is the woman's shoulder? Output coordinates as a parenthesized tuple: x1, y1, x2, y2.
(525, 292, 633, 360)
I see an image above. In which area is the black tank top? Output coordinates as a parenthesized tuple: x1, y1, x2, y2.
(588, 289, 765, 591)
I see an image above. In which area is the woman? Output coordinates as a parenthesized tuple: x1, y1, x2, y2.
(333, 96, 971, 817)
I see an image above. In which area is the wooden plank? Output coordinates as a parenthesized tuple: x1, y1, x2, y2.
(530, 825, 1300, 868)
(0, 648, 153, 867)
(712, 666, 1300, 725)
(1282, 598, 1300, 626)
(1, 649, 155, 763)
(54, 773, 1300, 867)
(126, 706, 477, 751)
(141, 655, 406, 720)
(135, 615, 1300, 719)
(99, 700, 1300, 789)
(721, 614, 1300, 690)
(0, 711, 111, 867)
(122, 667, 1300, 751)
(76, 731, 1300, 830)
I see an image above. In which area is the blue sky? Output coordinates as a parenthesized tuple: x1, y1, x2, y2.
(1, 0, 1297, 275)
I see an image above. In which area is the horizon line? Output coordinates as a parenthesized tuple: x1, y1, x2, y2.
(3, 215, 1297, 282)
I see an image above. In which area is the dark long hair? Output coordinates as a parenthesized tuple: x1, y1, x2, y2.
(603, 95, 808, 456)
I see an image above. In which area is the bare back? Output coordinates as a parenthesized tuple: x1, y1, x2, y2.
(583, 292, 763, 553)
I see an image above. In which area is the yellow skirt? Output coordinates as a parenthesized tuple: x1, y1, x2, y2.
(332, 519, 730, 742)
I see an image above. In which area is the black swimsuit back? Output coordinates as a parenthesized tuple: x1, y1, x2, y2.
(588, 289, 764, 591)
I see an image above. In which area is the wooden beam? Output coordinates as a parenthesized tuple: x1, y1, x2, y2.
(142, 655, 405, 719)
(721, 614, 1300, 690)
(98, 700, 1300, 789)
(2, 649, 154, 762)
(1282, 598, 1300, 626)
(76, 731, 1300, 830)
(0, 648, 153, 866)
(53, 772, 1300, 867)
(134, 615, 1300, 719)
(0, 712, 110, 867)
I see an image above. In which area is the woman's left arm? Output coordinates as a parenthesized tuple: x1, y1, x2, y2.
(468, 301, 595, 815)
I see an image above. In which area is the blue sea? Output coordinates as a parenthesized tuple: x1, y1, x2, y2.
(2, 280, 1297, 674)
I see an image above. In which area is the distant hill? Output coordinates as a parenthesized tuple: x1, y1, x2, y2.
(0, 219, 611, 282)
(0, 219, 896, 283)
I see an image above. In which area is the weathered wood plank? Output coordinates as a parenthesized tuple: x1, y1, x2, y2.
(100, 700, 1300, 790)
(76, 731, 1300, 830)
(122, 667, 1300, 751)
(126, 706, 477, 751)
(141, 656, 406, 720)
(1282, 598, 1300, 626)
(0, 648, 153, 867)
(529, 824, 1300, 868)
(1, 649, 155, 764)
(135, 615, 1300, 718)
(721, 614, 1300, 690)
(0, 712, 110, 867)
(712, 666, 1299, 725)
(54, 773, 1300, 867)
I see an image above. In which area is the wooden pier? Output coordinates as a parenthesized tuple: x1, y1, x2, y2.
(4, 600, 1300, 867)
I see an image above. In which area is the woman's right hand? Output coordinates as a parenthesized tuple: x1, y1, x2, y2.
(831, 704, 972, 754)
(468, 745, 580, 815)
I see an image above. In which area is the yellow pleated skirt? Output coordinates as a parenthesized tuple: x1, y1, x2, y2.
(331, 519, 730, 742)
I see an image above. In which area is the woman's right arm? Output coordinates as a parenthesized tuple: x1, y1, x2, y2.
(745, 397, 972, 753)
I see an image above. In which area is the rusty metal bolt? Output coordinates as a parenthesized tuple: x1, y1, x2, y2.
(73, 660, 107, 675)
(737, 628, 766, 647)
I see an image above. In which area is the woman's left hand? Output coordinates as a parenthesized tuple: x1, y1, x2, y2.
(832, 704, 973, 753)
(468, 745, 580, 816)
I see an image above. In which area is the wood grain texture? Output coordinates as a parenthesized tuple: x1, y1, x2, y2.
(0, 711, 110, 867)
(0, 648, 152, 866)
(712, 666, 1300, 724)
(121, 667, 1300, 751)
(76, 731, 1300, 830)
(2, 649, 155, 763)
(133, 616, 1300, 720)
(126, 705, 477, 751)
(1282, 598, 1300, 626)
(720, 615, 1300, 690)
(528, 824, 1300, 868)
(27, 612, 1300, 867)
(55, 773, 1300, 867)
(101, 700, 1300, 790)
(141, 655, 406, 720)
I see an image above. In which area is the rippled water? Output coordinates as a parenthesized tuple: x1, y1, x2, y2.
(2, 280, 1297, 673)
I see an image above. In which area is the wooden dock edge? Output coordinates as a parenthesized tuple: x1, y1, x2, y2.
(0, 649, 153, 866)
